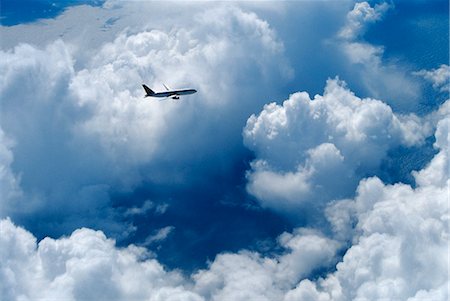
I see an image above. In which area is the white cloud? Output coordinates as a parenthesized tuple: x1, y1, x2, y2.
(0, 217, 202, 301)
(0, 128, 22, 211)
(0, 4, 291, 234)
(335, 2, 422, 110)
(338, 1, 390, 40)
(291, 174, 448, 300)
(415, 64, 450, 93)
(0, 2, 447, 300)
(0, 41, 110, 225)
(0, 2, 427, 230)
(70, 5, 291, 164)
(2, 115, 447, 300)
(290, 107, 449, 301)
(144, 226, 175, 246)
(244, 78, 429, 215)
(193, 228, 339, 301)
(413, 109, 449, 188)
(0, 217, 339, 301)
(124, 200, 157, 217)
(123, 200, 168, 217)
(197, 232, 338, 299)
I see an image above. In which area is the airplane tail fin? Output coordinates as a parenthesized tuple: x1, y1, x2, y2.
(142, 84, 155, 96)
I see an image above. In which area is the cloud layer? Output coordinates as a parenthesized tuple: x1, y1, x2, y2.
(1, 109, 448, 299)
(0, 1, 448, 300)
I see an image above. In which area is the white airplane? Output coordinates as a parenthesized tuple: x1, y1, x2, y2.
(142, 84, 197, 100)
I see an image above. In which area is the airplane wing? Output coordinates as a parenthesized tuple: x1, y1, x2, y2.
(155, 91, 174, 97)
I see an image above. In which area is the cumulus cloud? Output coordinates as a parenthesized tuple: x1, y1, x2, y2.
(193, 228, 339, 301)
(1, 107, 447, 299)
(243, 78, 429, 215)
(0, 41, 114, 227)
(71, 5, 291, 165)
(338, 1, 390, 40)
(0, 2, 429, 231)
(1, 2, 448, 300)
(0, 217, 202, 301)
(0, 3, 291, 236)
(0, 217, 338, 301)
(291, 107, 449, 300)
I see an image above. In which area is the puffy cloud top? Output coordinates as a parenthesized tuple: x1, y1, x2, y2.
(0, 217, 202, 301)
(338, 2, 390, 40)
(292, 108, 449, 300)
(0, 217, 340, 301)
(0, 4, 291, 236)
(1, 111, 448, 299)
(339, 2, 389, 39)
(243, 78, 429, 214)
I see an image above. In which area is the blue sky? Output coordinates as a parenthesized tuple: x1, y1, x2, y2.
(1, 0, 104, 25)
(0, 1, 449, 300)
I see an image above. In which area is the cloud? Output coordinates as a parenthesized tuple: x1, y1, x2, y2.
(193, 228, 339, 301)
(0, 41, 113, 228)
(0, 217, 338, 301)
(0, 3, 448, 299)
(415, 64, 450, 93)
(70, 5, 292, 165)
(0, 4, 291, 237)
(0, 217, 202, 301)
(0, 128, 22, 208)
(335, 2, 423, 110)
(124, 200, 168, 217)
(144, 226, 175, 246)
(243, 78, 430, 216)
(413, 108, 449, 188)
(338, 1, 390, 40)
(2, 2, 434, 230)
(290, 108, 449, 300)
(1, 107, 447, 300)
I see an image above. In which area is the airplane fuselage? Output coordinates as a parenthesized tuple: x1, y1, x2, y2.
(151, 89, 197, 98)
(142, 84, 197, 99)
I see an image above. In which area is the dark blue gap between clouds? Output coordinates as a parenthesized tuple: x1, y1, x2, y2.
(363, 0, 448, 188)
(269, 0, 448, 114)
(365, 0, 449, 113)
(366, 0, 449, 71)
(111, 149, 294, 273)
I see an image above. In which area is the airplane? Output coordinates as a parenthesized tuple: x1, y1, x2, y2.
(142, 84, 197, 100)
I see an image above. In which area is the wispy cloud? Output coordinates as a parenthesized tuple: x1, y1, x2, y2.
(143, 226, 175, 246)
